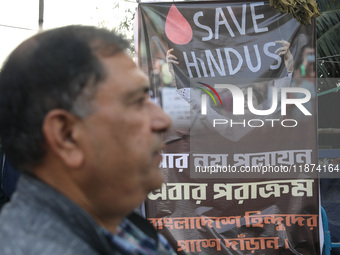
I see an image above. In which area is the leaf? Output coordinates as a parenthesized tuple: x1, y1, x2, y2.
(316, 9, 340, 91)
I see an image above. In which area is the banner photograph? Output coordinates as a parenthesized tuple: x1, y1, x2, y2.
(136, 1, 319, 254)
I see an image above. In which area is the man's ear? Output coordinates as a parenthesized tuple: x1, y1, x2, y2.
(43, 109, 84, 168)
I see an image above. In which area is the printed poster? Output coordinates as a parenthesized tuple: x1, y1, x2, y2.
(136, 1, 319, 254)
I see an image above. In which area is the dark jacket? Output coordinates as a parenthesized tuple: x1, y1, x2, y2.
(0, 173, 169, 255)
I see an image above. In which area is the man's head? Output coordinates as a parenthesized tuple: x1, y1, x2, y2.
(0, 25, 129, 169)
(0, 25, 171, 228)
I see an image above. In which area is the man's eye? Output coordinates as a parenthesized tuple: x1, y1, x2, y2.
(137, 98, 145, 105)
(136, 96, 148, 106)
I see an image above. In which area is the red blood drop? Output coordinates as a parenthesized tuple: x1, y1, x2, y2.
(165, 4, 193, 45)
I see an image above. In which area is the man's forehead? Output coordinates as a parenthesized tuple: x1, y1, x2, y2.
(97, 54, 150, 96)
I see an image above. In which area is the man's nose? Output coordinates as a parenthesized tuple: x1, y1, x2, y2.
(149, 100, 171, 133)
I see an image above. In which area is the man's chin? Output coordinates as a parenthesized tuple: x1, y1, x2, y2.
(145, 170, 164, 192)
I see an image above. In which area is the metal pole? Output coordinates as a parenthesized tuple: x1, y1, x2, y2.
(39, 0, 44, 32)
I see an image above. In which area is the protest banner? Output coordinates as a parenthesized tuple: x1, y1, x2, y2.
(136, 1, 319, 254)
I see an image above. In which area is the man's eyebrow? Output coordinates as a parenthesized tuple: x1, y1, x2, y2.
(124, 86, 150, 100)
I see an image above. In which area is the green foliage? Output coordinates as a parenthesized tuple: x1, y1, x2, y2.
(114, 5, 135, 56)
(316, 0, 340, 12)
(270, 0, 320, 25)
(97, 1, 136, 56)
(118, 8, 135, 36)
(316, 9, 340, 91)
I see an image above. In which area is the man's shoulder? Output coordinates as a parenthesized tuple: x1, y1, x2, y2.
(0, 210, 94, 255)
(0, 200, 98, 255)
(0, 235, 97, 255)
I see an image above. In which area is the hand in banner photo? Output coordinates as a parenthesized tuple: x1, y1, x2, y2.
(289, 46, 316, 119)
(275, 40, 294, 74)
(293, 46, 316, 79)
(166, 48, 180, 88)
